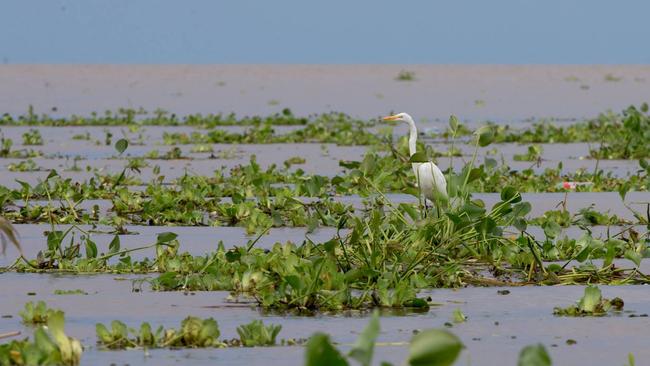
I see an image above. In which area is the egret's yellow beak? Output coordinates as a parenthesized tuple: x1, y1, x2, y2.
(382, 115, 400, 122)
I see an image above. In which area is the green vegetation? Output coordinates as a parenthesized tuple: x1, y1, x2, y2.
(96, 316, 221, 349)
(0, 312, 82, 366)
(518, 344, 552, 366)
(513, 145, 543, 162)
(21, 129, 43, 146)
(1, 105, 649, 364)
(395, 70, 416, 81)
(553, 286, 624, 316)
(53, 289, 88, 295)
(95, 316, 286, 349)
(1, 119, 647, 315)
(19, 301, 61, 325)
(236, 320, 282, 347)
(7, 159, 41, 172)
(1, 107, 309, 127)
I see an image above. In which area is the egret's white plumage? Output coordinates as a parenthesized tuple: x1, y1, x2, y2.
(383, 113, 447, 204)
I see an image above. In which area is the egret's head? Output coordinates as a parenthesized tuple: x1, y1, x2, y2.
(382, 112, 413, 123)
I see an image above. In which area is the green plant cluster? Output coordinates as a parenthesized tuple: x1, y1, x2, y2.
(19, 301, 59, 325)
(96, 316, 222, 349)
(95, 317, 284, 350)
(553, 286, 624, 316)
(0, 312, 82, 366)
(1, 107, 309, 127)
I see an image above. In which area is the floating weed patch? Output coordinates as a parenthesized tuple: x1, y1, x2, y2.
(1, 107, 310, 127)
(19, 301, 61, 325)
(96, 316, 222, 349)
(96, 317, 284, 350)
(236, 320, 282, 347)
(7, 159, 42, 172)
(395, 70, 416, 81)
(284, 156, 306, 168)
(21, 129, 43, 146)
(513, 145, 543, 162)
(0, 312, 82, 366)
(53, 289, 88, 295)
(190, 144, 213, 153)
(553, 286, 624, 316)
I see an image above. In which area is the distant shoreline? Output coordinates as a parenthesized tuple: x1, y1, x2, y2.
(1, 65, 649, 121)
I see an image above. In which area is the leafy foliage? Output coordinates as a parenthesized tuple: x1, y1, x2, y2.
(20, 301, 60, 325)
(236, 320, 282, 347)
(553, 286, 624, 316)
(96, 316, 221, 349)
(0, 312, 82, 366)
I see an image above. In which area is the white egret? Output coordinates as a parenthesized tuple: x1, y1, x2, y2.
(383, 113, 448, 208)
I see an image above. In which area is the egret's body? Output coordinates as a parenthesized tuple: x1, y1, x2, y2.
(383, 113, 447, 205)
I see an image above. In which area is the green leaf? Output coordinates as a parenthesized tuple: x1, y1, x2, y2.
(578, 286, 602, 313)
(513, 218, 528, 232)
(46, 169, 59, 181)
(85, 238, 98, 259)
(34, 327, 58, 355)
(448, 115, 460, 132)
(115, 138, 129, 154)
(627, 353, 636, 366)
(305, 333, 349, 366)
(339, 160, 361, 169)
(618, 182, 631, 202)
(408, 329, 463, 366)
(500, 186, 522, 203)
(574, 245, 591, 262)
(517, 344, 552, 366)
(225, 250, 241, 263)
(452, 308, 466, 323)
(409, 152, 429, 163)
(465, 168, 482, 183)
(47, 311, 73, 362)
(108, 235, 121, 254)
(640, 158, 649, 171)
(542, 221, 562, 239)
(96, 323, 113, 343)
(511, 202, 532, 217)
(474, 126, 494, 147)
(624, 249, 642, 267)
(546, 263, 562, 273)
(157, 232, 178, 244)
(349, 311, 380, 366)
(461, 201, 486, 219)
(284, 275, 302, 290)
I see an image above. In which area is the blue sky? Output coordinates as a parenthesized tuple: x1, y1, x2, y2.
(2, 0, 649, 63)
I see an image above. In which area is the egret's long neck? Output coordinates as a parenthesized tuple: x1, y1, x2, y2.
(406, 118, 418, 157)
